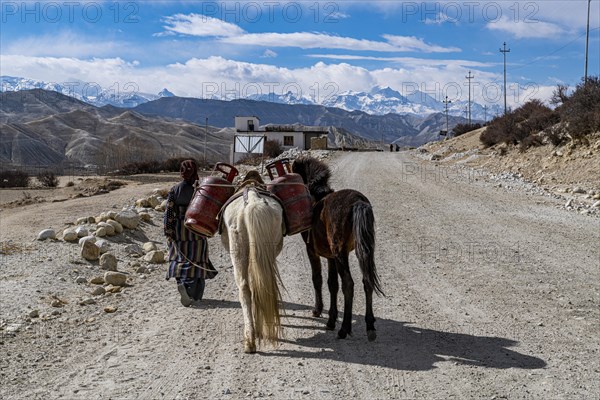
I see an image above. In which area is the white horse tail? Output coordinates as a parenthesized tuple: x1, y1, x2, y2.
(244, 191, 284, 345)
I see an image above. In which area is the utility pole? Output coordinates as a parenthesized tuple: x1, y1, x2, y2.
(585, 0, 591, 84)
(443, 96, 451, 135)
(204, 117, 208, 164)
(500, 42, 511, 115)
(466, 71, 474, 125)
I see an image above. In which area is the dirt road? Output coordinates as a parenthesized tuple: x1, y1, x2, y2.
(1, 151, 598, 399)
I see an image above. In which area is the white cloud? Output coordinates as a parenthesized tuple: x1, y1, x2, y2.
(221, 32, 399, 52)
(2, 32, 126, 58)
(158, 13, 460, 53)
(382, 35, 461, 53)
(0, 54, 555, 108)
(161, 13, 245, 37)
(487, 16, 568, 39)
(306, 54, 493, 68)
(261, 49, 278, 58)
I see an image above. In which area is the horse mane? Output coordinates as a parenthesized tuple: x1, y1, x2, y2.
(292, 156, 334, 201)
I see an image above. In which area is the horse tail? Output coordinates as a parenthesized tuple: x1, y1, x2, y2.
(244, 192, 284, 345)
(353, 201, 384, 296)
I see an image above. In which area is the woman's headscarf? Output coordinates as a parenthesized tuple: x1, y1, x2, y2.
(180, 159, 199, 183)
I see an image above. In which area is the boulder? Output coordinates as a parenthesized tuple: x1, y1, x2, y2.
(106, 219, 123, 234)
(124, 244, 144, 256)
(95, 227, 107, 237)
(37, 229, 56, 241)
(147, 195, 161, 208)
(76, 217, 88, 225)
(104, 271, 127, 286)
(144, 250, 165, 264)
(139, 212, 152, 222)
(115, 210, 140, 229)
(62, 229, 78, 242)
(143, 242, 157, 253)
(135, 198, 149, 208)
(81, 241, 100, 261)
(75, 226, 89, 238)
(78, 235, 96, 247)
(98, 222, 115, 236)
(95, 239, 110, 254)
(99, 253, 118, 271)
(156, 200, 167, 212)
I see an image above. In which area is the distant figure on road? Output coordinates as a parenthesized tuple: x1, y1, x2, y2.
(390, 144, 394, 152)
(164, 159, 217, 307)
(395, 144, 400, 152)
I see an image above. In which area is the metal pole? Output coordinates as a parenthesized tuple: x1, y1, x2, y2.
(500, 42, 511, 115)
(466, 71, 474, 125)
(204, 117, 208, 164)
(443, 96, 451, 135)
(585, 0, 591, 84)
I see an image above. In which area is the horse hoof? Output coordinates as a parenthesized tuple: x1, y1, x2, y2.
(326, 321, 336, 330)
(312, 309, 322, 317)
(337, 328, 348, 339)
(244, 342, 256, 354)
(367, 330, 377, 342)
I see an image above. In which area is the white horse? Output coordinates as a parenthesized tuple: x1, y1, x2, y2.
(220, 175, 286, 353)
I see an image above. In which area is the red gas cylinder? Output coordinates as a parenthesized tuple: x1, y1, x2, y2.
(266, 158, 312, 236)
(185, 163, 238, 237)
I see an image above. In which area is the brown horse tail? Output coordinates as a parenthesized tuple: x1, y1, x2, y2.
(353, 202, 384, 296)
(244, 191, 284, 345)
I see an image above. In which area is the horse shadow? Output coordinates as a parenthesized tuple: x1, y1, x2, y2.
(267, 312, 546, 372)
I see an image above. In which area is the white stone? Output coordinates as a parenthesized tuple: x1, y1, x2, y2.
(62, 229, 78, 242)
(37, 229, 56, 241)
(147, 195, 161, 208)
(76, 217, 88, 225)
(115, 210, 140, 229)
(95, 239, 110, 254)
(95, 227, 107, 237)
(98, 222, 115, 236)
(144, 250, 165, 264)
(79, 235, 96, 246)
(75, 226, 89, 238)
(593, 201, 600, 208)
(104, 271, 127, 286)
(106, 219, 123, 234)
(143, 242, 157, 252)
(99, 253, 118, 271)
(81, 241, 100, 261)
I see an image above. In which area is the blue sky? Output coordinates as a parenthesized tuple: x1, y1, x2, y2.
(1, 1, 598, 108)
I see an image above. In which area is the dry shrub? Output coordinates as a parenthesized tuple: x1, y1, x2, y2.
(0, 170, 30, 188)
(37, 171, 59, 187)
(557, 76, 600, 139)
(263, 140, 283, 158)
(452, 123, 482, 137)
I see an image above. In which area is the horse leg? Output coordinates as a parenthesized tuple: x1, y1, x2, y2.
(234, 269, 256, 353)
(307, 246, 323, 317)
(363, 278, 376, 341)
(326, 259, 338, 330)
(337, 254, 354, 339)
(227, 231, 255, 354)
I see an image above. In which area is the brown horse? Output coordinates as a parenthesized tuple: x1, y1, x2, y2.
(292, 156, 383, 341)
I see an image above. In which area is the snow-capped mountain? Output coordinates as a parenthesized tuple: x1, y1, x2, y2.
(1, 76, 497, 120)
(247, 91, 314, 105)
(0, 76, 165, 108)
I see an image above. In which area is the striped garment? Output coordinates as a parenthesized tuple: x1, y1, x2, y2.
(164, 181, 217, 280)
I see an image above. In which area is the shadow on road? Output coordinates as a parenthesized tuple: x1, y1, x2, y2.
(267, 314, 547, 371)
